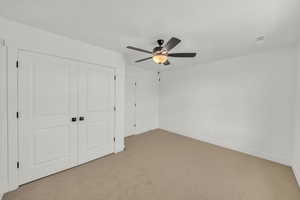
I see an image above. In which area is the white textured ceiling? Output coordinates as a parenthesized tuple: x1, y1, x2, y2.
(0, 0, 299, 70)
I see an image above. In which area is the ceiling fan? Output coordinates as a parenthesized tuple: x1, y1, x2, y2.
(126, 37, 196, 65)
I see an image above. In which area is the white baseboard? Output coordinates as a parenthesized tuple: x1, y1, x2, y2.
(128, 128, 160, 137)
(201, 135, 290, 166)
(292, 167, 300, 187)
(161, 129, 291, 166)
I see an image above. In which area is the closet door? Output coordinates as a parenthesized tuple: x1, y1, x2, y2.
(18, 51, 78, 184)
(125, 76, 136, 136)
(78, 63, 115, 164)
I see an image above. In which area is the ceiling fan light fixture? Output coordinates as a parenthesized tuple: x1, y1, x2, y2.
(127, 37, 196, 65)
(152, 54, 168, 64)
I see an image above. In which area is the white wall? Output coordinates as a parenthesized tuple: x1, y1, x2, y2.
(159, 46, 297, 166)
(0, 17, 125, 195)
(125, 65, 159, 136)
(293, 42, 300, 186)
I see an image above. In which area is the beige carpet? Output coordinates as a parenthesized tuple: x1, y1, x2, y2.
(3, 129, 300, 200)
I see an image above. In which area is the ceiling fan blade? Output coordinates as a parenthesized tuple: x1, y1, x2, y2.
(164, 60, 170, 65)
(168, 53, 196, 57)
(127, 46, 152, 54)
(164, 37, 181, 51)
(135, 57, 152, 63)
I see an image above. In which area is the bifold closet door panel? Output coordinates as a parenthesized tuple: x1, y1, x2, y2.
(78, 63, 115, 164)
(18, 51, 78, 184)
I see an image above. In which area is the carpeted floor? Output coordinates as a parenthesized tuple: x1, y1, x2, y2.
(3, 129, 300, 200)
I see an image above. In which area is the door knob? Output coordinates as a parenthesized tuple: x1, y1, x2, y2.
(79, 116, 85, 121)
(71, 117, 77, 122)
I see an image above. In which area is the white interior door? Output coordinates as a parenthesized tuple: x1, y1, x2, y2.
(18, 51, 78, 184)
(78, 63, 115, 164)
(125, 76, 136, 137)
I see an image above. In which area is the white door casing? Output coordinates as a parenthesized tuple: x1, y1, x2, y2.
(78, 63, 115, 164)
(18, 51, 115, 184)
(0, 40, 8, 197)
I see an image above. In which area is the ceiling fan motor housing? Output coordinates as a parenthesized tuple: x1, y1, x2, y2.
(153, 46, 164, 54)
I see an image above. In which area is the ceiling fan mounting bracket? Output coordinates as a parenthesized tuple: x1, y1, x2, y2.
(157, 39, 164, 46)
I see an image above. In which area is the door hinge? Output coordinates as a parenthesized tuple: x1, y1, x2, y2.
(114, 75, 116, 80)
(134, 103, 136, 107)
(16, 112, 19, 119)
(133, 124, 136, 127)
(17, 161, 20, 169)
(134, 82, 137, 86)
(158, 72, 160, 82)
(114, 106, 116, 111)
(113, 137, 116, 142)
(16, 60, 19, 68)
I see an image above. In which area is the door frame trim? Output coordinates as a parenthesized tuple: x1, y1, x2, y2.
(0, 39, 8, 199)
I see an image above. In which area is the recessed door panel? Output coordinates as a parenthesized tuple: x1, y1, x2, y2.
(87, 122, 108, 149)
(34, 63, 70, 116)
(87, 69, 111, 111)
(34, 126, 69, 165)
(78, 63, 115, 164)
(18, 51, 78, 184)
